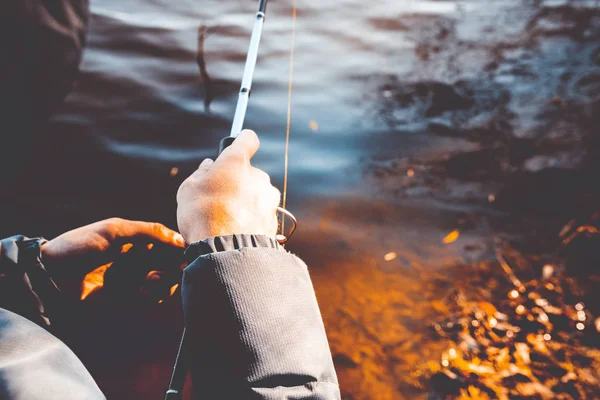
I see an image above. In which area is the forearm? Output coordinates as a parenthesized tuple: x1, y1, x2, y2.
(182, 235, 340, 399)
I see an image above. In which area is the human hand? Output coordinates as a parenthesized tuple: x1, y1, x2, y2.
(41, 218, 185, 299)
(176, 129, 281, 244)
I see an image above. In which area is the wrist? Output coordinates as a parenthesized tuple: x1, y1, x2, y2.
(40, 241, 60, 278)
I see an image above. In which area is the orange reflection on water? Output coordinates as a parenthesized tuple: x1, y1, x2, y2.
(442, 230, 460, 244)
(81, 262, 112, 300)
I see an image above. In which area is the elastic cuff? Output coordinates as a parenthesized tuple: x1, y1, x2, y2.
(184, 234, 282, 262)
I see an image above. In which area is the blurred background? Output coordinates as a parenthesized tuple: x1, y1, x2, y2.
(1, 0, 599, 399)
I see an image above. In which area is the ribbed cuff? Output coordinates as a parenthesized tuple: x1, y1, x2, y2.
(184, 234, 282, 262)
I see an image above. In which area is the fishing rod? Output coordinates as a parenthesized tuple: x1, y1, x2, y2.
(165, 1, 296, 398)
(218, 0, 297, 245)
(225, 0, 268, 143)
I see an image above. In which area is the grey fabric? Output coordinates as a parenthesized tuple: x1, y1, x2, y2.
(0, 308, 104, 400)
(182, 236, 341, 399)
(0, 235, 59, 328)
(0, 235, 103, 399)
(184, 234, 281, 261)
(0, 232, 339, 399)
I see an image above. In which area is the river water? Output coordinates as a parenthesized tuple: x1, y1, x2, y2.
(1, 0, 599, 399)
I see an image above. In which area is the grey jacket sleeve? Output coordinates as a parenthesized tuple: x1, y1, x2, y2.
(0, 237, 104, 399)
(181, 235, 340, 399)
(0, 308, 104, 400)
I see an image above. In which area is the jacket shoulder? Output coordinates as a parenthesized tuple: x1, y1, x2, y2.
(0, 308, 105, 400)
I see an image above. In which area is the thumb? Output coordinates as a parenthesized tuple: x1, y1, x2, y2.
(119, 221, 186, 248)
(217, 129, 260, 164)
(197, 158, 214, 173)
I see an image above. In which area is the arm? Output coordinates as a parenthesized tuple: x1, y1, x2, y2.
(176, 130, 340, 399)
(183, 236, 340, 399)
(0, 220, 184, 328)
(0, 222, 184, 399)
(0, 308, 105, 400)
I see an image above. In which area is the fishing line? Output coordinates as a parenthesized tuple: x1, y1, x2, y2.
(281, 0, 297, 233)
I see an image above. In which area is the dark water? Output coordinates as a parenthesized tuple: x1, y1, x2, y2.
(1, 0, 599, 399)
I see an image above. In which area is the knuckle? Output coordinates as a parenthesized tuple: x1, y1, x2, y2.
(150, 222, 165, 237)
(251, 167, 270, 183)
(101, 218, 123, 237)
(228, 152, 248, 166)
(260, 170, 271, 183)
(221, 147, 248, 164)
(178, 177, 190, 190)
(271, 187, 282, 204)
(176, 181, 188, 202)
(104, 217, 122, 229)
(177, 177, 197, 200)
